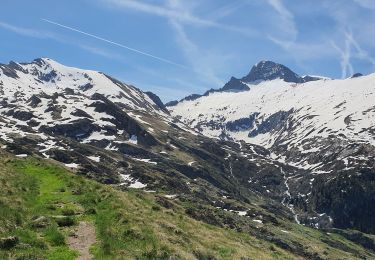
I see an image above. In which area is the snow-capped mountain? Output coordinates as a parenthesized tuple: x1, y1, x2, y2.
(165, 61, 323, 106)
(0, 58, 170, 147)
(170, 61, 374, 164)
(1, 58, 375, 236)
(169, 61, 375, 233)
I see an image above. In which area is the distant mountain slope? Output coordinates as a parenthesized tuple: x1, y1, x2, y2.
(169, 61, 375, 234)
(170, 74, 374, 149)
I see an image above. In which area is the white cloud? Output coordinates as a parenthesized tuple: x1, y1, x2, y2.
(0, 20, 133, 65)
(331, 38, 353, 79)
(266, 0, 297, 40)
(42, 18, 187, 68)
(331, 29, 375, 78)
(344, 30, 375, 66)
(99, 0, 257, 37)
(164, 0, 236, 88)
(169, 19, 224, 86)
(102, 0, 215, 27)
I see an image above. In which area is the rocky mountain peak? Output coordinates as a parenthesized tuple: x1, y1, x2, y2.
(242, 60, 302, 83)
(221, 77, 250, 92)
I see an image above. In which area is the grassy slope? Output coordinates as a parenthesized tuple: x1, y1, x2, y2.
(1, 151, 374, 259)
(0, 152, 296, 259)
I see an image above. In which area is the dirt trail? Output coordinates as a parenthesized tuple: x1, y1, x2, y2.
(68, 221, 96, 260)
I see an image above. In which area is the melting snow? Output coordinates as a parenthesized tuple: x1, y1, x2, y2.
(164, 194, 177, 199)
(16, 154, 28, 158)
(119, 174, 147, 189)
(65, 163, 79, 168)
(87, 156, 100, 162)
(127, 135, 138, 145)
(188, 161, 196, 166)
(133, 158, 157, 165)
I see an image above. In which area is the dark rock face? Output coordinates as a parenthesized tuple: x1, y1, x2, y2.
(221, 77, 250, 92)
(226, 113, 259, 132)
(6, 110, 34, 121)
(184, 94, 203, 101)
(71, 109, 93, 119)
(79, 83, 94, 91)
(242, 61, 300, 83)
(36, 70, 58, 82)
(165, 100, 179, 107)
(311, 169, 375, 233)
(89, 93, 158, 146)
(301, 75, 321, 82)
(0, 64, 19, 79)
(40, 118, 99, 140)
(248, 110, 293, 137)
(28, 95, 42, 108)
(351, 73, 363, 78)
(241, 61, 315, 83)
(145, 91, 169, 113)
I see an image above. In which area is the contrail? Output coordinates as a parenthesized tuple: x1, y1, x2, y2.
(41, 18, 187, 68)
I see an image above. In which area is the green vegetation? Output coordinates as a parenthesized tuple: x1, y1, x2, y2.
(1, 150, 375, 259)
(0, 152, 296, 259)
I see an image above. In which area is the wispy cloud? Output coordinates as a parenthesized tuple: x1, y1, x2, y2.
(169, 19, 224, 86)
(0, 21, 56, 39)
(99, 0, 257, 37)
(101, 0, 215, 27)
(266, 0, 297, 40)
(206, 0, 248, 21)
(78, 44, 124, 61)
(332, 29, 375, 78)
(331, 36, 353, 78)
(344, 30, 375, 66)
(0, 20, 134, 66)
(264, 0, 330, 71)
(42, 18, 187, 68)
(324, 1, 375, 77)
(164, 0, 237, 88)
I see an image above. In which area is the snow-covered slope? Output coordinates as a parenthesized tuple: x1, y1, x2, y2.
(0, 58, 169, 146)
(170, 62, 375, 233)
(170, 75, 375, 149)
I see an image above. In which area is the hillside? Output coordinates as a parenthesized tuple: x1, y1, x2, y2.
(2, 151, 375, 259)
(169, 61, 375, 234)
(1, 58, 375, 259)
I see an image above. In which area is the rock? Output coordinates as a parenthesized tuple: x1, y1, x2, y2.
(145, 91, 169, 113)
(31, 216, 49, 228)
(221, 77, 250, 92)
(55, 216, 75, 227)
(0, 236, 19, 249)
(351, 73, 363, 78)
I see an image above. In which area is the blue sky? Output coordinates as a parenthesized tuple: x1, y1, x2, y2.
(1, 0, 375, 102)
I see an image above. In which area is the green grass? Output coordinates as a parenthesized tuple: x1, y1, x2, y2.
(44, 226, 66, 246)
(0, 153, 297, 259)
(0, 152, 374, 259)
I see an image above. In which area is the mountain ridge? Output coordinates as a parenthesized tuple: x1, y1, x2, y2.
(170, 68, 375, 234)
(165, 60, 326, 106)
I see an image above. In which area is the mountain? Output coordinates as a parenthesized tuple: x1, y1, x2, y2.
(242, 60, 322, 83)
(1, 58, 375, 259)
(169, 61, 375, 234)
(166, 60, 323, 106)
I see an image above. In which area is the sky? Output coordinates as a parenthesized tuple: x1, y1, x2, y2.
(1, 0, 375, 102)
